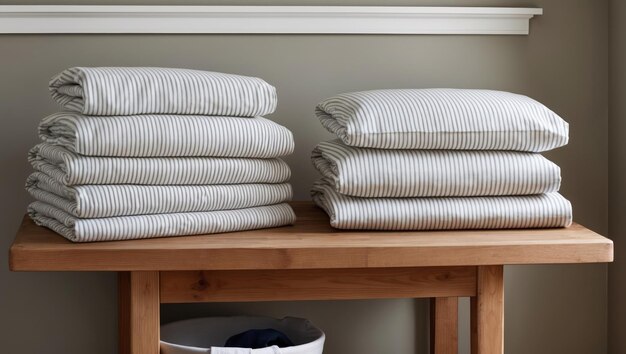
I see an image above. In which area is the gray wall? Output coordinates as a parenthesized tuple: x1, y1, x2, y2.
(609, 0, 625, 353)
(0, 1, 609, 354)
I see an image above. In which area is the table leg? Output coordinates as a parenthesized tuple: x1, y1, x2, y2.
(119, 272, 130, 354)
(470, 265, 504, 354)
(119, 271, 160, 354)
(430, 297, 459, 354)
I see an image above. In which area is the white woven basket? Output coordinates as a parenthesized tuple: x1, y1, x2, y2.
(160, 316, 325, 354)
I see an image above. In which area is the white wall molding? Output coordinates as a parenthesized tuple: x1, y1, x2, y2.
(0, 6, 543, 35)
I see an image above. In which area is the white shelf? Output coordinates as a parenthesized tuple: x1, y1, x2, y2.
(0, 6, 542, 35)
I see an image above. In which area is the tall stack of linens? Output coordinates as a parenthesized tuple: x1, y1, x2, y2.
(311, 89, 572, 230)
(27, 67, 296, 242)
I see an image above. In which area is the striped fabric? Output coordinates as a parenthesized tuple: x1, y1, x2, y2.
(29, 143, 291, 186)
(312, 140, 561, 197)
(28, 201, 296, 242)
(39, 112, 294, 157)
(311, 179, 572, 230)
(316, 89, 569, 152)
(26, 172, 292, 218)
(49, 67, 277, 117)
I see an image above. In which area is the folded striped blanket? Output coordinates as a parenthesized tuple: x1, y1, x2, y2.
(311, 179, 572, 230)
(27, 172, 292, 218)
(28, 201, 296, 242)
(39, 113, 294, 158)
(316, 89, 569, 152)
(50, 67, 277, 117)
(29, 143, 290, 186)
(312, 140, 561, 197)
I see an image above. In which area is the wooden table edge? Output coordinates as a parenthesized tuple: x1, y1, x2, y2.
(8, 242, 613, 271)
(8, 202, 614, 272)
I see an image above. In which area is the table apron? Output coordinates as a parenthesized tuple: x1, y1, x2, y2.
(159, 266, 478, 303)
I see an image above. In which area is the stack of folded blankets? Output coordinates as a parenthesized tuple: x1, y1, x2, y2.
(311, 89, 572, 230)
(26, 67, 296, 242)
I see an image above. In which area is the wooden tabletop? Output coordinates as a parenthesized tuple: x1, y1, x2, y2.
(9, 201, 613, 271)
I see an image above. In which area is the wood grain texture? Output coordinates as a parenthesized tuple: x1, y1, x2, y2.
(471, 266, 504, 354)
(160, 267, 476, 303)
(130, 271, 159, 354)
(118, 272, 130, 354)
(9, 202, 613, 271)
(430, 297, 459, 354)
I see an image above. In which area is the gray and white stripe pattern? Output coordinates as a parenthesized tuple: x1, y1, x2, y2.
(39, 112, 294, 157)
(312, 140, 561, 197)
(316, 89, 569, 152)
(28, 201, 296, 242)
(26, 172, 292, 218)
(49, 67, 278, 117)
(311, 179, 572, 230)
(29, 143, 291, 186)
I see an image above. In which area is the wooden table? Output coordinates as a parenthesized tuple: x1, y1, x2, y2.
(9, 202, 613, 354)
